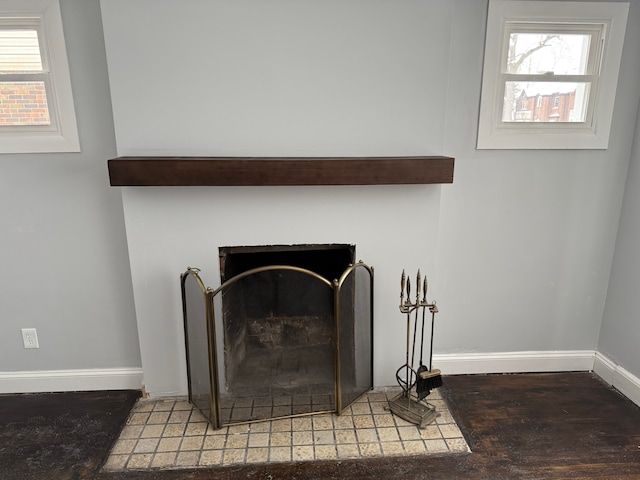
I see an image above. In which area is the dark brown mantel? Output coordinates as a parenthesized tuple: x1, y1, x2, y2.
(107, 156, 454, 186)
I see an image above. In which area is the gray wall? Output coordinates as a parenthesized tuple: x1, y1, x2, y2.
(1, 0, 639, 394)
(0, 0, 141, 372)
(435, 0, 640, 358)
(598, 95, 640, 375)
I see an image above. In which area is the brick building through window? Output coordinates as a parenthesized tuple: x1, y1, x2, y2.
(514, 89, 577, 123)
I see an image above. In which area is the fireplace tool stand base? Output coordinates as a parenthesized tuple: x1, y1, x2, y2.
(387, 392, 437, 428)
(387, 269, 442, 429)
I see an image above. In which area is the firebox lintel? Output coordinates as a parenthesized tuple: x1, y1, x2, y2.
(219, 244, 355, 284)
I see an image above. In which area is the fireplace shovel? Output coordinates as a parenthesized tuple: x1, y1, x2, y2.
(416, 292, 441, 400)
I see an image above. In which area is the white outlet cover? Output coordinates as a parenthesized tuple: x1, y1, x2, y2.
(21, 328, 39, 349)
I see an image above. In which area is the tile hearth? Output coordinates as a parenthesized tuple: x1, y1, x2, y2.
(103, 387, 469, 472)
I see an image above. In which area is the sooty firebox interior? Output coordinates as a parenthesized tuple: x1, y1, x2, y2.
(218, 244, 355, 420)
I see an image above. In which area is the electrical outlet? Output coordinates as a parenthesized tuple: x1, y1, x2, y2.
(21, 328, 39, 349)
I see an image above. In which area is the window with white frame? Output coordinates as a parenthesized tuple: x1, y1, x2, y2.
(477, 1, 629, 150)
(0, 0, 79, 153)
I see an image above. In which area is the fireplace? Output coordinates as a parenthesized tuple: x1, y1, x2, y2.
(181, 244, 373, 429)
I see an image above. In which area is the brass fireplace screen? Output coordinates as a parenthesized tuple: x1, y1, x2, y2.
(181, 261, 373, 429)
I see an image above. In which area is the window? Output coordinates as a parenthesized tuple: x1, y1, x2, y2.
(477, 1, 629, 150)
(0, 0, 79, 153)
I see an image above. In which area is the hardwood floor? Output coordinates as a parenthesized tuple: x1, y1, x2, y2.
(0, 389, 139, 480)
(1, 372, 639, 479)
(445, 373, 640, 479)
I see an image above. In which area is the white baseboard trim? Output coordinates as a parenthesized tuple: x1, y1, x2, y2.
(0, 367, 143, 394)
(593, 352, 640, 407)
(2, 352, 636, 408)
(433, 350, 596, 375)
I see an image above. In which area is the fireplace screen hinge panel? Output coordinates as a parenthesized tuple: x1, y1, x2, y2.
(181, 244, 373, 429)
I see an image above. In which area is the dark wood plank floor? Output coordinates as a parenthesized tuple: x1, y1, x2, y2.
(0, 390, 140, 480)
(1, 372, 639, 480)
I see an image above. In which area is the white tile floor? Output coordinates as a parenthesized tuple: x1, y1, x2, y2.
(103, 387, 470, 472)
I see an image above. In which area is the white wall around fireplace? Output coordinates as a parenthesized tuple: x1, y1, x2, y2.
(102, 0, 452, 395)
(122, 185, 441, 395)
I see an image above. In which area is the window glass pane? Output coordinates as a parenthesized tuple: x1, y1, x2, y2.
(0, 81, 51, 125)
(502, 81, 590, 122)
(506, 33, 591, 75)
(0, 29, 42, 71)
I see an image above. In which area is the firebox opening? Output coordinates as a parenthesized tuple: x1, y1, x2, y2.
(217, 244, 355, 422)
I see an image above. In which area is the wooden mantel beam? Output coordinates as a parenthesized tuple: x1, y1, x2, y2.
(107, 156, 454, 186)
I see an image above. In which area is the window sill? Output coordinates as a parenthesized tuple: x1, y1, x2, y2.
(1, 132, 80, 154)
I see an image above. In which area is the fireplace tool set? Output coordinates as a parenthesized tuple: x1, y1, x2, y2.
(387, 269, 442, 428)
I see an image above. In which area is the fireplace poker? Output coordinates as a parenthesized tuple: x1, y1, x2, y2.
(409, 271, 422, 386)
(396, 271, 416, 396)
